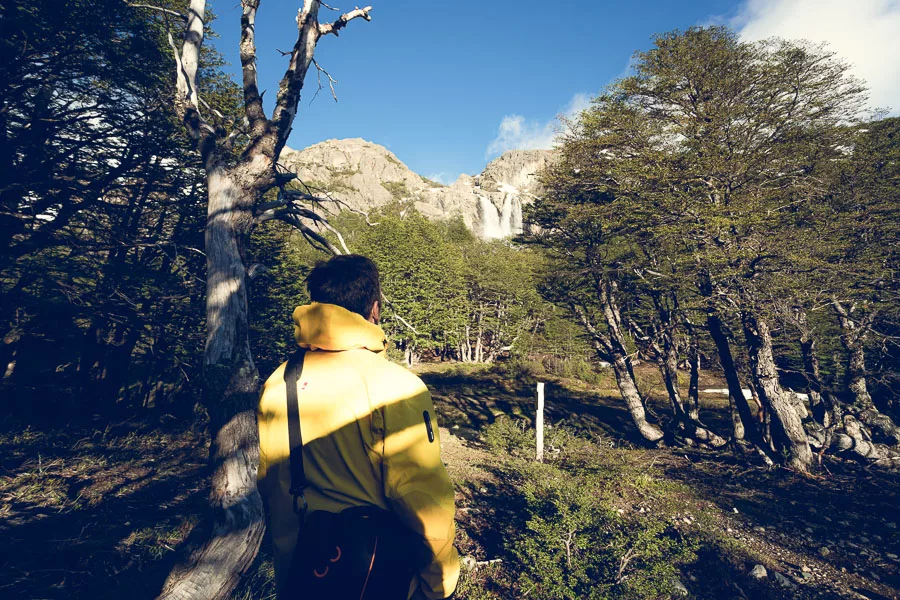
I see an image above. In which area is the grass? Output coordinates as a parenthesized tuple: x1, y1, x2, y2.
(1, 360, 899, 599)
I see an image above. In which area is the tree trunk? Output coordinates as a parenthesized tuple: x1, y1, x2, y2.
(833, 301, 900, 445)
(158, 164, 265, 600)
(707, 313, 758, 442)
(741, 312, 813, 472)
(151, 2, 374, 595)
(795, 320, 841, 428)
(571, 303, 664, 444)
(609, 352, 666, 443)
(634, 321, 725, 448)
(799, 334, 825, 416)
(686, 331, 701, 422)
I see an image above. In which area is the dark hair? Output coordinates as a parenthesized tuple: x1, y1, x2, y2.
(306, 254, 382, 319)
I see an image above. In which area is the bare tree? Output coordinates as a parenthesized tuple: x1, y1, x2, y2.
(131, 2, 372, 598)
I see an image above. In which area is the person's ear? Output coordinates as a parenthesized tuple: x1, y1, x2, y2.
(369, 300, 380, 324)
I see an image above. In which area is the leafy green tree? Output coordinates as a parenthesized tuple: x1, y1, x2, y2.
(531, 27, 881, 470)
(457, 240, 545, 363)
(356, 208, 467, 364)
(0, 0, 241, 412)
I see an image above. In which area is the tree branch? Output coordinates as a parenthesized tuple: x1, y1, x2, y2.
(311, 58, 339, 103)
(278, 213, 342, 255)
(240, 0, 268, 131)
(177, 0, 205, 112)
(270, 1, 324, 148)
(270, 1, 372, 151)
(382, 295, 420, 335)
(127, 3, 187, 21)
(318, 5, 373, 37)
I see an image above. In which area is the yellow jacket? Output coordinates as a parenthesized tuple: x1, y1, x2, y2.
(257, 303, 459, 599)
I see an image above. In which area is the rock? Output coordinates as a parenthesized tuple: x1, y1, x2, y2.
(754, 526, 766, 533)
(801, 565, 811, 573)
(772, 571, 797, 589)
(461, 556, 477, 570)
(671, 578, 689, 596)
(887, 553, 898, 560)
(278, 139, 554, 240)
(750, 564, 768, 579)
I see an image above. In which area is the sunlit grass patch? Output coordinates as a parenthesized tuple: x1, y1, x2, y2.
(0, 467, 70, 508)
(117, 515, 199, 563)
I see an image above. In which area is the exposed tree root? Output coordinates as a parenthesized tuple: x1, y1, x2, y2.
(805, 410, 900, 470)
(855, 407, 900, 446)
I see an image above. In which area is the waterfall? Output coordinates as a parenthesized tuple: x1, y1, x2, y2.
(478, 193, 525, 239)
(478, 195, 503, 239)
(499, 194, 513, 237)
(511, 196, 523, 235)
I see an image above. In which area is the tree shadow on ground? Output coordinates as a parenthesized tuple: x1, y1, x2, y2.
(429, 363, 899, 599)
(656, 448, 900, 598)
(420, 365, 650, 446)
(0, 416, 210, 600)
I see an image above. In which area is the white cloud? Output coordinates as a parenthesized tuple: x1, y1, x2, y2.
(486, 93, 592, 158)
(734, 0, 900, 114)
(425, 172, 460, 185)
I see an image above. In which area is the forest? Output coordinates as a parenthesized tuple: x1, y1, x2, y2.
(1, 0, 898, 599)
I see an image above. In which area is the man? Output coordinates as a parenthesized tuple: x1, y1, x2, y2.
(257, 254, 459, 599)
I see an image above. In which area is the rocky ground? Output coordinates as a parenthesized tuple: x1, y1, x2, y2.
(0, 362, 897, 599)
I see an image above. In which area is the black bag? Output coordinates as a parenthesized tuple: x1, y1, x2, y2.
(282, 350, 425, 600)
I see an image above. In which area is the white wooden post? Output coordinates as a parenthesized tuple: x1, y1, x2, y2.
(536, 382, 545, 462)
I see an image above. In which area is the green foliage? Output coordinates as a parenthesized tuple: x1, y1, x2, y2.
(542, 356, 610, 387)
(249, 222, 318, 376)
(529, 24, 898, 427)
(0, 0, 244, 412)
(482, 421, 698, 600)
(382, 180, 412, 201)
(356, 208, 467, 357)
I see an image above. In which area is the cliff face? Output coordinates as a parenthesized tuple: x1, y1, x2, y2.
(278, 139, 553, 239)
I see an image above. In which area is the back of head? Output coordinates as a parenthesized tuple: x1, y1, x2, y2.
(306, 254, 382, 320)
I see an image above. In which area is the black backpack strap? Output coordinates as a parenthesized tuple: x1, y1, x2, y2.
(284, 349, 308, 513)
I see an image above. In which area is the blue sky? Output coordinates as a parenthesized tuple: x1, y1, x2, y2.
(207, 0, 899, 182)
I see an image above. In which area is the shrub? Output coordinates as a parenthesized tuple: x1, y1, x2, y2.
(483, 417, 534, 457)
(511, 464, 696, 599)
(492, 357, 546, 383)
(483, 419, 607, 465)
(482, 421, 698, 600)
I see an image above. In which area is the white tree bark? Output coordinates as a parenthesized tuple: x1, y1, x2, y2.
(571, 303, 664, 443)
(132, 2, 374, 598)
(742, 312, 813, 472)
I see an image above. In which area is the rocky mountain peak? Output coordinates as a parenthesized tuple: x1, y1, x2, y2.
(278, 139, 554, 239)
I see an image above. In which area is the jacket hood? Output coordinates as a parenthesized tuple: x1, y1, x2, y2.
(292, 302, 387, 353)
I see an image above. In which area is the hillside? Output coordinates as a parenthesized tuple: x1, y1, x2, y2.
(278, 139, 554, 239)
